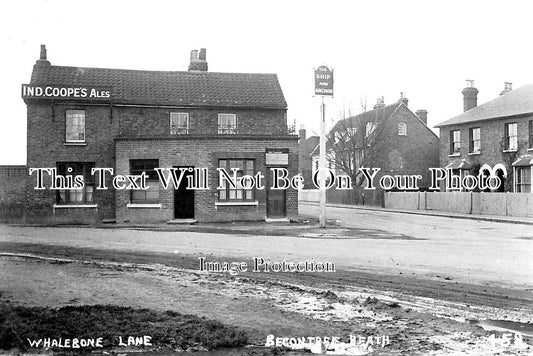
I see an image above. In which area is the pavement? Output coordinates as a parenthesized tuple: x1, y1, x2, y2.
(300, 201, 533, 226)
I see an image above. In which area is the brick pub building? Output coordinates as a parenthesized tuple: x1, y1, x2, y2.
(13, 45, 298, 223)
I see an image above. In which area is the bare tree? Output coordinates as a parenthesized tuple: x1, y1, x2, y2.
(325, 101, 383, 189)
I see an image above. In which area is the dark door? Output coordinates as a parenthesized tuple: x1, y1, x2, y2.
(174, 166, 195, 219)
(267, 167, 286, 218)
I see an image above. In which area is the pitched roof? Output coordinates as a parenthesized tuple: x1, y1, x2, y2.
(29, 64, 287, 109)
(330, 102, 401, 133)
(435, 84, 533, 127)
(309, 103, 402, 156)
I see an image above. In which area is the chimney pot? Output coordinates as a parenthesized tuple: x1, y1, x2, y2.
(299, 126, 306, 141)
(500, 82, 513, 95)
(462, 80, 478, 112)
(188, 48, 208, 71)
(415, 110, 428, 125)
(398, 92, 408, 107)
(199, 48, 206, 60)
(373, 96, 385, 110)
(40, 45, 47, 60)
(36, 44, 51, 66)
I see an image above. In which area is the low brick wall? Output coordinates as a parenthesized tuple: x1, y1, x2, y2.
(0, 165, 28, 222)
(384, 192, 533, 218)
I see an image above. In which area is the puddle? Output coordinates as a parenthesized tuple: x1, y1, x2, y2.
(474, 319, 533, 337)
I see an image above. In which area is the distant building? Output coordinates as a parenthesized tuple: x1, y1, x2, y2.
(3, 45, 300, 223)
(311, 95, 439, 205)
(435, 81, 533, 193)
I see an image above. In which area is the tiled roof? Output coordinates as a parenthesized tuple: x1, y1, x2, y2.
(435, 84, 533, 127)
(30, 64, 287, 109)
(309, 103, 402, 156)
(330, 102, 401, 133)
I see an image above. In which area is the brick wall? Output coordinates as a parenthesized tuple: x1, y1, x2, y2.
(371, 105, 440, 190)
(438, 114, 533, 191)
(25, 101, 291, 223)
(0, 166, 28, 222)
(115, 136, 299, 223)
(115, 106, 288, 137)
(26, 103, 116, 222)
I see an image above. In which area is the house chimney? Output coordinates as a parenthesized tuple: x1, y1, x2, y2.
(36, 44, 50, 66)
(462, 79, 478, 112)
(299, 125, 306, 141)
(398, 92, 408, 107)
(373, 96, 385, 110)
(416, 110, 428, 125)
(500, 82, 512, 96)
(188, 48, 208, 71)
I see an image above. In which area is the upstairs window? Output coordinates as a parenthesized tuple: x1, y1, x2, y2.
(170, 113, 189, 135)
(66, 110, 85, 142)
(469, 127, 481, 153)
(504, 123, 518, 151)
(398, 122, 407, 136)
(218, 114, 237, 134)
(56, 162, 94, 204)
(130, 159, 160, 204)
(450, 130, 460, 155)
(529, 120, 533, 148)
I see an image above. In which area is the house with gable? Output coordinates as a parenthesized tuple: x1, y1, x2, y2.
(435, 81, 533, 193)
(311, 95, 440, 205)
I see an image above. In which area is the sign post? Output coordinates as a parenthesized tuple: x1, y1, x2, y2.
(314, 65, 333, 228)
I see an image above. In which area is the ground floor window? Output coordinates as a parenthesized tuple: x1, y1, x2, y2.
(130, 159, 160, 203)
(56, 162, 94, 204)
(218, 159, 255, 201)
(515, 166, 531, 193)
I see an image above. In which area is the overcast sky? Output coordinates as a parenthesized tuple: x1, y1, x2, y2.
(1, 0, 532, 164)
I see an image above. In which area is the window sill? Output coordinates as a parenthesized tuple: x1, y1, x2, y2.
(64, 142, 87, 146)
(126, 203, 162, 209)
(53, 204, 97, 209)
(527, 148, 533, 151)
(448, 153, 461, 157)
(503, 149, 518, 153)
(468, 152, 481, 156)
(215, 200, 258, 207)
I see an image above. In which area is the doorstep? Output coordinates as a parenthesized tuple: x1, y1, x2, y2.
(264, 217, 290, 223)
(167, 219, 198, 225)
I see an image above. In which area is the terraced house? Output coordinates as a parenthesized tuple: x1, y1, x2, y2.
(14, 45, 298, 223)
(435, 81, 533, 192)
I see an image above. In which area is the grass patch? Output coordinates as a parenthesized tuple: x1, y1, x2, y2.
(0, 303, 248, 352)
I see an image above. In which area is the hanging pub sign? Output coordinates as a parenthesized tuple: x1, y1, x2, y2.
(314, 65, 333, 96)
(21, 84, 112, 101)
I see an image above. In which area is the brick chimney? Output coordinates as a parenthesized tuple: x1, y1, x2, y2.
(35, 44, 50, 67)
(416, 110, 428, 125)
(500, 82, 512, 96)
(188, 48, 208, 71)
(398, 92, 408, 107)
(373, 97, 385, 110)
(462, 80, 478, 112)
(299, 125, 306, 141)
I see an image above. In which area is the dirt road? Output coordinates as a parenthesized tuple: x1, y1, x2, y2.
(1, 219, 532, 354)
